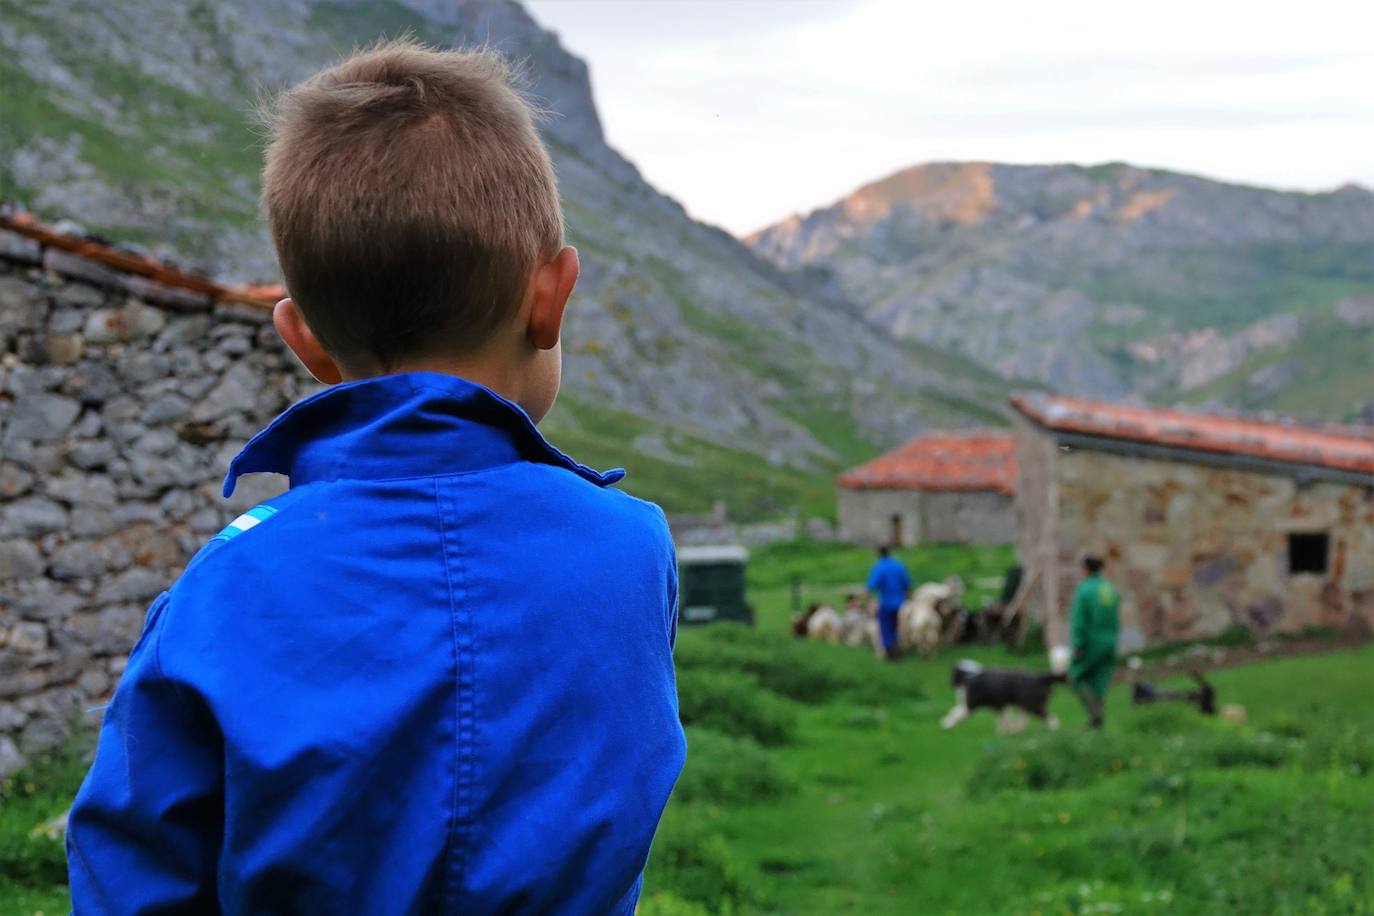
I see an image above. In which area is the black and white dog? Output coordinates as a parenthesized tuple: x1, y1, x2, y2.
(941, 660, 1066, 732)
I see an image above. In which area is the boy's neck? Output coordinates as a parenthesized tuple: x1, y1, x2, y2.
(343, 352, 553, 423)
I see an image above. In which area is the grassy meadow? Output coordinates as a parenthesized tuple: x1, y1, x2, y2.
(3, 541, 1372, 915)
(639, 541, 1374, 914)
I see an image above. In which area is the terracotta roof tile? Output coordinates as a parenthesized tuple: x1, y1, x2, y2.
(0, 207, 283, 309)
(1011, 393, 1374, 477)
(838, 431, 1017, 494)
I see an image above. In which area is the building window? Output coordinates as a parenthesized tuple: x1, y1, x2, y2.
(1288, 532, 1330, 575)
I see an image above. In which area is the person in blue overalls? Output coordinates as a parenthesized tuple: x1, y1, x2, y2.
(867, 545, 913, 661)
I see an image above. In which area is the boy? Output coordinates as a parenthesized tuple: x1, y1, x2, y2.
(1069, 555, 1120, 729)
(67, 40, 686, 913)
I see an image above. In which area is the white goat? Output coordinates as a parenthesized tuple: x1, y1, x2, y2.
(805, 605, 843, 643)
(899, 577, 965, 657)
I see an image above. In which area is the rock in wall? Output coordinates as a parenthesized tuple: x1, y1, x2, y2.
(0, 228, 312, 776)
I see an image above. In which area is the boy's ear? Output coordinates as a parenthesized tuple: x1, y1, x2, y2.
(526, 246, 579, 351)
(273, 298, 343, 385)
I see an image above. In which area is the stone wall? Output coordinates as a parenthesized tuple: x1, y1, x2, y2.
(1013, 413, 1065, 646)
(1015, 420, 1374, 652)
(837, 486, 1014, 547)
(0, 230, 310, 776)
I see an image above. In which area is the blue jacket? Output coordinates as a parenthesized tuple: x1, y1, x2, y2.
(867, 556, 912, 611)
(67, 372, 687, 914)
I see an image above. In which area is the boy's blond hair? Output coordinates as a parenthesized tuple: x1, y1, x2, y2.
(261, 39, 563, 371)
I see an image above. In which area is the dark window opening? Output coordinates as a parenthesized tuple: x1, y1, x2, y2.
(890, 513, 903, 547)
(1288, 532, 1330, 575)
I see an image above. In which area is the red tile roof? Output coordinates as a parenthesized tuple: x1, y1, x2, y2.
(0, 207, 284, 308)
(838, 431, 1017, 494)
(1011, 393, 1374, 477)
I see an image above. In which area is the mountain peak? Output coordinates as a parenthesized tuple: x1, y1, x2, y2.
(842, 161, 998, 228)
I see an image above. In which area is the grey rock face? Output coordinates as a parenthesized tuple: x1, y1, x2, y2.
(0, 0, 1005, 473)
(749, 162, 1374, 412)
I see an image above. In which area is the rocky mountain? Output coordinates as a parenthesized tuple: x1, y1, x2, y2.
(0, 0, 1009, 517)
(748, 162, 1374, 421)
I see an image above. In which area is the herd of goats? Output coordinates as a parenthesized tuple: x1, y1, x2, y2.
(789, 576, 1029, 658)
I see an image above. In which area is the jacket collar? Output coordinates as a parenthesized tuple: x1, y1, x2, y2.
(224, 372, 624, 497)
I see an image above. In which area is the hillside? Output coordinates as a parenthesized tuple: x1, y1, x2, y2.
(748, 161, 1374, 421)
(0, 0, 1010, 518)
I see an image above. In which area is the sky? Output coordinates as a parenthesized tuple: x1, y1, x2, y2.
(524, 0, 1374, 236)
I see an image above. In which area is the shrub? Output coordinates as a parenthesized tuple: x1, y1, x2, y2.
(675, 668, 797, 746)
(1129, 703, 1204, 736)
(676, 623, 923, 706)
(1303, 726, 1374, 777)
(635, 892, 713, 916)
(0, 741, 92, 891)
(675, 626, 850, 703)
(966, 732, 1141, 798)
(966, 724, 1307, 800)
(1260, 713, 1308, 739)
(673, 727, 792, 804)
(1194, 731, 1293, 770)
(646, 808, 755, 912)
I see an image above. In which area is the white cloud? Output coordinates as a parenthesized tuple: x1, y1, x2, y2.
(527, 0, 1374, 234)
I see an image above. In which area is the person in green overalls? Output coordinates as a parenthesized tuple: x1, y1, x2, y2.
(1069, 555, 1119, 729)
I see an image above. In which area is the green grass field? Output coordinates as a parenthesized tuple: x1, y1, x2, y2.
(638, 542, 1374, 914)
(4, 541, 1371, 915)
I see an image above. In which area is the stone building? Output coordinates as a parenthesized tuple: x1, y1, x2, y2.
(1011, 393, 1374, 652)
(836, 431, 1016, 546)
(0, 209, 308, 777)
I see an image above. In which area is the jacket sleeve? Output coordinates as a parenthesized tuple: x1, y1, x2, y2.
(67, 591, 223, 914)
(866, 565, 880, 593)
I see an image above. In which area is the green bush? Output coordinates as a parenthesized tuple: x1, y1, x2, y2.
(966, 725, 1298, 799)
(966, 732, 1142, 798)
(646, 807, 756, 912)
(1194, 731, 1293, 770)
(1303, 725, 1374, 777)
(634, 891, 714, 916)
(673, 727, 792, 804)
(1129, 703, 1206, 736)
(1260, 713, 1309, 739)
(675, 625, 851, 703)
(676, 624, 924, 706)
(0, 740, 91, 895)
(675, 668, 797, 746)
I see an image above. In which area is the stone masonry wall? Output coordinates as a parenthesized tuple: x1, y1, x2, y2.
(1012, 413, 1064, 646)
(838, 486, 1013, 547)
(921, 491, 1015, 545)
(0, 230, 310, 777)
(1016, 420, 1374, 654)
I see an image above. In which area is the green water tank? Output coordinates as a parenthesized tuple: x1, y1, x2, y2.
(677, 545, 751, 626)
